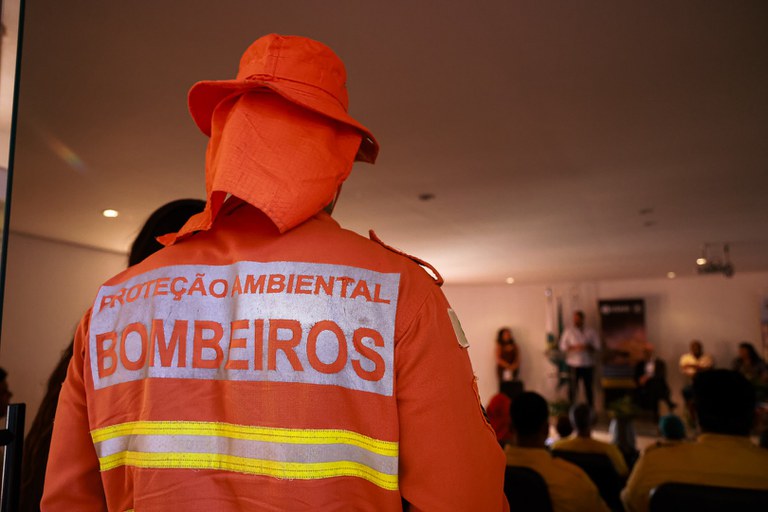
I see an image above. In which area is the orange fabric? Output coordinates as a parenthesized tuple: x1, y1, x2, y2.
(162, 93, 362, 244)
(43, 202, 509, 511)
(188, 34, 378, 164)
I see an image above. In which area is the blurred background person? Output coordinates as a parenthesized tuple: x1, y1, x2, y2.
(19, 199, 205, 512)
(733, 341, 767, 382)
(679, 339, 714, 379)
(555, 414, 574, 439)
(634, 344, 675, 422)
(656, 414, 686, 446)
(679, 339, 714, 425)
(552, 403, 628, 478)
(496, 327, 520, 383)
(559, 311, 600, 407)
(487, 380, 523, 446)
(622, 369, 768, 512)
(505, 392, 609, 512)
(733, 341, 767, 405)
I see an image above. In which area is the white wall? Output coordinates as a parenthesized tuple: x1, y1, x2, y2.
(0, 232, 126, 427)
(444, 272, 768, 409)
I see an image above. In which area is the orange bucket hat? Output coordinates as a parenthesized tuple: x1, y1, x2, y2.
(188, 33, 378, 163)
(158, 34, 375, 246)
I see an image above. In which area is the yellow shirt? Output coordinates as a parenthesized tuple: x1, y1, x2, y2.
(551, 435, 629, 476)
(504, 445, 610, 512)
(621, 433, 768, 512)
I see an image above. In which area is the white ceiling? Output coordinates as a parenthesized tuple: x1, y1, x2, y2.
(6, 1, 768, 284)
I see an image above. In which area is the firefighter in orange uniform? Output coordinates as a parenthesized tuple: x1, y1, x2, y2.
(42, 34, 508, 511)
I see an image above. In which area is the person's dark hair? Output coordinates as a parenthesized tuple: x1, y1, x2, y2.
(738, 342, 762, 365)
(574, 310, 585, 320)
(500, 381, 523, 401)
(693, 369, 755, 436)
(569, 403, 593, 432)
(496, 327, 514, 345)
(759, 428, 768, 449)
(128, 199, 206, 266)
(658, 414, 686, 441)
(510, 391, 549, 437)
(0, 367, 7, 381)
(20, 199, 205, 512)
(555, 414, 573, 438)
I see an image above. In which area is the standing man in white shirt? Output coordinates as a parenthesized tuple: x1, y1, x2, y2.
(559, 311, 600, 407)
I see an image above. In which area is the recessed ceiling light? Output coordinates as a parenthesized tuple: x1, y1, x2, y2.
(696, 257, 707, 266)
(667, 272, 676, 279)
(102, 209, 119, 218)
(505, 277, 515, 284)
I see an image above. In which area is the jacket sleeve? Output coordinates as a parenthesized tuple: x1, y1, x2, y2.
(41, 312, 107, 511)
(395, 286, 509, 511)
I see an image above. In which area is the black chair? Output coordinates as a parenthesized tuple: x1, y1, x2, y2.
(649, 482, 768, 512)
(503, 465, 553, 512)
(1, 403, 26, 512)
(551, 450, 624, 511)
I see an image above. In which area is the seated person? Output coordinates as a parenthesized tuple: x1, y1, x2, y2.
(679, 340, 714, 423)
(505, 392, 609, 512)
(733, 342, 768, 403)
(487, 381, 522, 446)
(732, 342, 767, 380)
(621, 369, 768, 512)
(546, 414, 574, 448)
(656, 414, 686, 445)
(634, 345, 675, 421)
(552, 403, 628, 477)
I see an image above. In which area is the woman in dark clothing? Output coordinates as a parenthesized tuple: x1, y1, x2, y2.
(732, 342, 767, 382)
(732, 341, 768, 403)
(496, 327, 521, 383)
(19, 199, 205, 512)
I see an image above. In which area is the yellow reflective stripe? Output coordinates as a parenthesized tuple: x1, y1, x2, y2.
(91, 421, 397, 457)
(99, 451, 399, 491)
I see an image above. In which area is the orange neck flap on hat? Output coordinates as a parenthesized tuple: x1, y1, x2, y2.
(159, 93, 362, 246)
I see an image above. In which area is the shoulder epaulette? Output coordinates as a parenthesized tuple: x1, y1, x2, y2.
(369, 230, 444, 286)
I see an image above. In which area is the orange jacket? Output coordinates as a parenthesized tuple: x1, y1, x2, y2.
(42, 201, 508, 511)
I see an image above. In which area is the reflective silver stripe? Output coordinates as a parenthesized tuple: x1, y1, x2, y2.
(94, 434, 398, 475)
(91, 421, 399, 490)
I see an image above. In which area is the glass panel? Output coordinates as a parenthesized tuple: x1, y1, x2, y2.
(0, 0, 24, 338)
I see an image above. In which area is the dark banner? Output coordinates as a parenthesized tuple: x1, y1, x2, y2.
(599, 299, 647, 405)
(599, 299, 647, 364)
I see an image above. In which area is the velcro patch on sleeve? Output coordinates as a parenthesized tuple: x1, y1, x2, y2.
(447, 308, 469, 348)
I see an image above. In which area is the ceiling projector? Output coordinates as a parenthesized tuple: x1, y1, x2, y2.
(696, 244, 734, 278)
